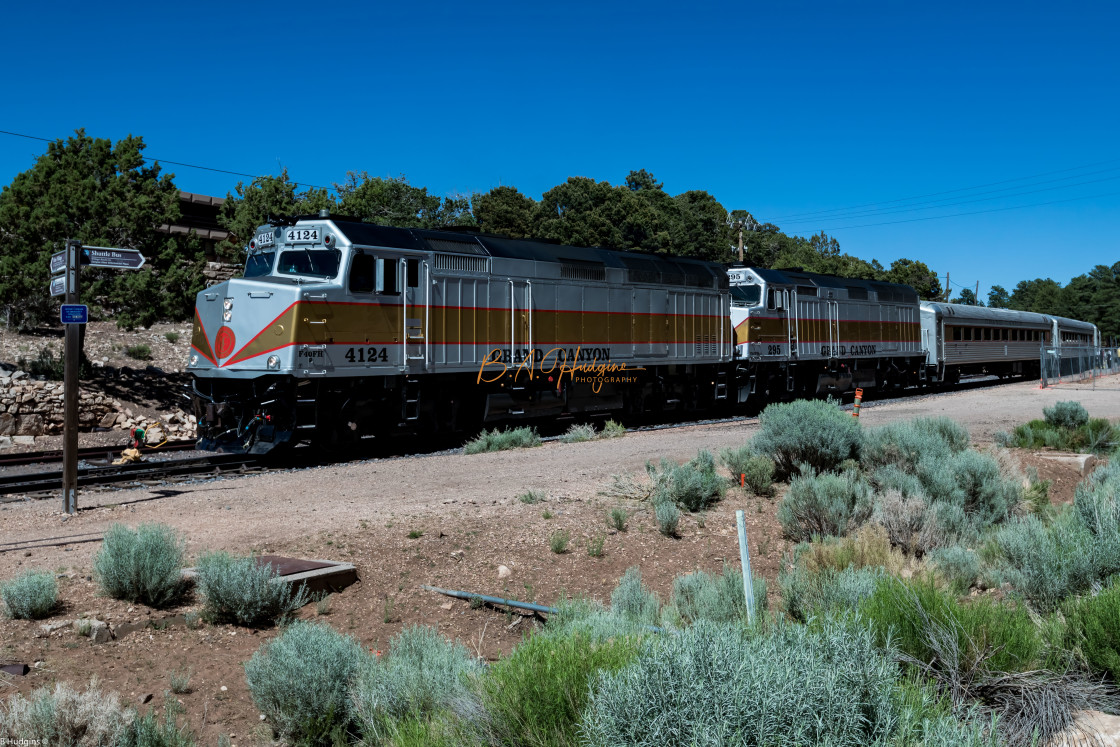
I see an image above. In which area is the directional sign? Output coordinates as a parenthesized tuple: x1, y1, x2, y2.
(50, 250, 67, 275)
(60, 304, 88, 325)
(82, 247, 146, 270)
(49, 275, 67, 297)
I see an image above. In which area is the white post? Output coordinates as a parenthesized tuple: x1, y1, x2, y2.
(736, 509, 756, 624)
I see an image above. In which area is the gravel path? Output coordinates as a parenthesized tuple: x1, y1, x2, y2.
(3, 374, 1118, 567)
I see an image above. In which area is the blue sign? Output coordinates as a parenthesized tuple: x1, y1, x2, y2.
(60, 304, 88, 324)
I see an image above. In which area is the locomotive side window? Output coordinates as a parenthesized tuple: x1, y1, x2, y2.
(730, 285, 762, 307)
(375, 258, 400, 296)
(349, 253, 375, 293)
(407, 259, 419, 288)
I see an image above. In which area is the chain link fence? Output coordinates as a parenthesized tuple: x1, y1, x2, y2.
(1041, 345, 1120, 389)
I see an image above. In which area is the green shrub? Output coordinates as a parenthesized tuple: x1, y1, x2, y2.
(1044, 400, 1089, 430)
(117, 697, 196, 747)
(582, 618, 902, 747)
(244, 621, 367, 745)
(646, 450, 726, 512)
(125, 343, 152, 361)
(751, 398, 861, 479)
(586, 534, 605, 557)
(463, 426, 540, 454)
(777, 468, 872, 542)
(196, 551, 310, 627)
(560, 423, 596, 443)
(720, 447, 775, 496)
(1065, 580, 1120, 683)
(547, 597, 657, 641)
(1, 569, 58, 619)
(483, 629, 640, 747)
(351, 625, 481, 744)
(780, 563, 883, 622)
(164, 331, 181, 344)
(518, 490, 545, 505)
(668, 564, 767, 626)
(606, 507, 627, 531)
(600, 420, 626, 438)
(0, 680, 133, 744)
(1073, 459, 1120, 573)
(94, 522, 185, 608)
(862, 417, 970, 475)
(610, 567, 661, 627)
(653, 500, 679, 537)
(550, 530, 570, 554)
(995, 513, 1099, 611)
(928, 546, 980, 595)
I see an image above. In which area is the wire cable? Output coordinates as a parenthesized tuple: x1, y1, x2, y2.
(0, 128, 334, 192)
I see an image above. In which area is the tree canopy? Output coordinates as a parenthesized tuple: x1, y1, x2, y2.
(0, 130, 198, 330)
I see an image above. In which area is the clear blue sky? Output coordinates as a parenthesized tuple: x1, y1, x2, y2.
(2, 0, 1117, 301)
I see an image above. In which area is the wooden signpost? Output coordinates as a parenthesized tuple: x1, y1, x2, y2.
(50, 241, 147, 514)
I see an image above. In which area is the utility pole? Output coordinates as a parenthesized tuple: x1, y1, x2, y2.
(62, 239, 81, 514)
(943, 273, 950, 302)
(975, 281, 980, 306)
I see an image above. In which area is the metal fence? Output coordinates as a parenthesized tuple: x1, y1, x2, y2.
(1041, 345, 1120, 389)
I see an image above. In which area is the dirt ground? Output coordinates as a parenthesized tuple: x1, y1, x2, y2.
(1, 375, 1118, 744)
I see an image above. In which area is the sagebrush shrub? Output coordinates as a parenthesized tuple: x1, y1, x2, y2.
(94, 522, 185, 608)
(610, 567, 661, 626)
(646, 450, 726, 512)
(1, 569, 58, 619)
(546, 597, 657, 641)
(582, 618, 904, 747)
(196, 551, 310, 627)
(928, 546, 980, 595)
(796, 523, 906, 575)
(1044, 400, 1089, 430)
(996, 512, 1100, 611)
(463, 426, 540, 454)
(600, 420, 626, 439)
(751, 399, 861, 479)
(483, 629, 640, 747)
(560, 423, 596, 443)
(780, 563, 883, 622)
(653, 499, 680, 537)
(0, 679, 132, 743)
(351, 626, 481, 744)
(668, 564, 767, 626)
(861, 416, 970, 475)
(777, 468, 872, 541)
(720, 446, 775, 496)
(245, 621, 367, 744)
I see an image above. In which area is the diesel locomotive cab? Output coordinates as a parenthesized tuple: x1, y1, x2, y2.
(189, 220, 345, 453)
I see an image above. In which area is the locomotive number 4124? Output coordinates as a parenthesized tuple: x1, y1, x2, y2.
(344, 347, 388, 363)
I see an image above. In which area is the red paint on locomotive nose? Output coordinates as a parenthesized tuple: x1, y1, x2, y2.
(215, 327, 237, 359)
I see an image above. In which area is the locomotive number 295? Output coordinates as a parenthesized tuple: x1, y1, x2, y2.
(344, 347, 388, 363)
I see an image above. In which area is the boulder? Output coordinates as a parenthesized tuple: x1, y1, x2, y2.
(0, 413, 15, 437)
(15, 414, 44, 436)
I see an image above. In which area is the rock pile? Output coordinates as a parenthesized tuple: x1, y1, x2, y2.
(0, 368, 196, 445)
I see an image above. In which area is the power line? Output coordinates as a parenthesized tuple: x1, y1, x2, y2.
(780, 168, 1120, 226)
(0, 128, 334, 192)
(770, 157, 1120, 222)
(818, 189, 1120, 231)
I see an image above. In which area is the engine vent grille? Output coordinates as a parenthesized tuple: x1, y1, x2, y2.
(434, 253, 488, 273)
(561, 263, 606, 281)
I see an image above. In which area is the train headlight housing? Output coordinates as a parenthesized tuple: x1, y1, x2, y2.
(223, 310, 232, 322)
(189, 354, 199, 367)
(223, 298, 233, 310)
(223, 297, 234, 322)
(267, 355, 281, 370)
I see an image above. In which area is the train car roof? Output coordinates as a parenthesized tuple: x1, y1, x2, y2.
(920, 302, 1052, 326)
(748, 267, 918, 304)
(327, 219, 727, 289)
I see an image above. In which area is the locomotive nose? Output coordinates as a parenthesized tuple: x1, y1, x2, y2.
(189, 281, 229, 369)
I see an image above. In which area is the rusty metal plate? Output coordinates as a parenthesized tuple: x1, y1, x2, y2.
(254, 555, 336, 577)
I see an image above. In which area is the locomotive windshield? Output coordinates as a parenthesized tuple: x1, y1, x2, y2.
(277, 248, 342, 279)
(244, 251, 275, 278)
(730, 285, 762, 307)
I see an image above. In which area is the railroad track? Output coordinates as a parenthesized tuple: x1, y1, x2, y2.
(0, 453, 261, 500)
(0, 439, 199, 468)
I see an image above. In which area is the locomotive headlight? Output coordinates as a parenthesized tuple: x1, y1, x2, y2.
(189, 355, 199, 367)
(267, 355, 281, 370)
(222, 311, 232, 322)
(223, 298, 233, 310)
